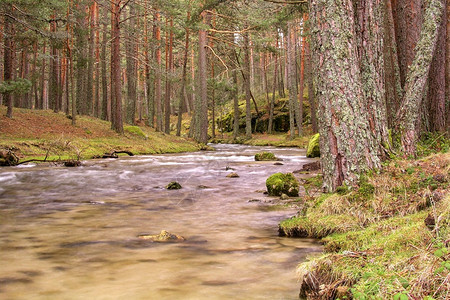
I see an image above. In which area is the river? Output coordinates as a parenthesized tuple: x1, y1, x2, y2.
(0, 144, 321, 299)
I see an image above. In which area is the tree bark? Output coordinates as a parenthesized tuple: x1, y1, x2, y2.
(154, 10, 163, 132)
(177, 12, 190, 137)
(287, 21, 297, 140)
(3, 5, 13, 118)
(310, 0, 381, 192)
(356, 0, 391, 156)
(243, 27, 252, 139)
(101, 2, 109, 121)
(126, 4, 137, 125)
(395, 0, 444, 155)
(233, 68, 240, 139)
(268, 39, 278, 134)
(111, 0, 123, 134)
(198, 11, 210, 144)
(427, 1, 446, 132)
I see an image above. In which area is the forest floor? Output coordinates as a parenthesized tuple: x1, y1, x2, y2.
(0, 107, 203, 163)
(279, 135, 450, 299)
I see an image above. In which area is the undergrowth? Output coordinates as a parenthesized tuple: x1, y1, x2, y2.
(281, 151, 449, 299)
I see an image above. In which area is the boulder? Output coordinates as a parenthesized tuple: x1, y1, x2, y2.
(254, 152, 278, 161)
(306, 133, 320, 158)
(166, 181, 182, 189)
(266, 172, 299, 197)
(138, 230, 185, 242)
(226, 172, 239, 178)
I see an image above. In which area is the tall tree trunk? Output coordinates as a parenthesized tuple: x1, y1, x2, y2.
(101, 3, 109, 121)
(305, 39, 318, 133)
(310, 0, 381, 192)
(126, 4, 137, 125)
(94, 3, 100, 118)
(3, 5, 13, 118)
(297, 17, 306, 137)
(243, 27, 252, 139)
(154, 9, 163, 132)
(233, 68, 240, 139)
(86, 2, 95, 115)
(39, 42, 46, 110)
(198, 11, 210, 144)
(287, 21, 297, 140)
(49, 16, 59, 113)
(383, 0, 403, 128)
(164, 17, 173, 134)
(427, 1, 446, 132)
(75, 2, 88, 115)
(356, 0, 391, 156)
(268, 41, 278, 134)
(111, 0, 123, 134)
(446, 0, 450, 134)
(395, 0, 423, 87)
(177, 12, 190, 137)
(395, 0, 444, 155)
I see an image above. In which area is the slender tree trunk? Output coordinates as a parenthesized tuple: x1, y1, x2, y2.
(86, 2, 95, 115)
(310, 0, 381, 192)
(164, 17, 173, 134)
(395, 0, 444, 155)
(39, 42, 46, 110)
(297, 17, 306, 137)
(49, 16, 59, 113)
(75, 2, 88, 115)
(111, 0, 123, 134)
(94, 3, 100, 118)
(305, 39, 317, 133)
(198, 11, 210, 144)
(126, 4, 137, 125)
(233, 68, 240, 139)
(268, 43, 278, 134)
(243, 27, 252, 138)
(446, 0, 450, 134)
(4, 5, 13, 118)
(154, 10, 163, 132)
(101, 3, 109, 121)
(287, 21, 298, 139)
(177, 12, 190, 137)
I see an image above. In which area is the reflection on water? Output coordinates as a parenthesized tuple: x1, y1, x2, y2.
(0, 144, 321, 299)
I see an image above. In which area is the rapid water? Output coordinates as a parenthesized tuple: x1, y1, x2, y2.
(0, 144, 321, 299)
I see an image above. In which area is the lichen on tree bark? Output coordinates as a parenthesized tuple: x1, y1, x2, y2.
(310, 0, 381, 192)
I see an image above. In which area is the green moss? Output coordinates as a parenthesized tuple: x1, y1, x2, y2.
(306, 133, 320, 158)
(124, 126, 148, 139)
(266, 172, 299, 197)
(166, 181, 182, 190)
(254, 152, 277, 161)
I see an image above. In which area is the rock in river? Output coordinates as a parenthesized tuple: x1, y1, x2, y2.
(226, 172, 239, 178)
(138, 230, 185, 242)
(266, 172, 299, 197)
(166, 181, 182, 189)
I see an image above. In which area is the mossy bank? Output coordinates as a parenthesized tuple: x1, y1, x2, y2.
(280, 151, 449, 299)
(0, 107, 203, 162)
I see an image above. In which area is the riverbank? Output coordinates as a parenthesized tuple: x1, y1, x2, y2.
(0, 107, 203, 162)
(279, 145, 449, 299)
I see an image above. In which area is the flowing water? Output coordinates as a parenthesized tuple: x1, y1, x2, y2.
(0, 144, 321, 300)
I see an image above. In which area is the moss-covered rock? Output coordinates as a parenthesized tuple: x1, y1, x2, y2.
(124, 126, 148, 139)
(254, 152, 278, 161)
(306, 133, 320, 158)
(137, 230, 185, 242)
(166, 181, 182, 189)
(266, 172, 299, 197)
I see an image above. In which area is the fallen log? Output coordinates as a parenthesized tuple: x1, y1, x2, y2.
(101, 150, 134, 159)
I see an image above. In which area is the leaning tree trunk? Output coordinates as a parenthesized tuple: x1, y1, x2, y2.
(395, 0, 444, 155)
(310, 0, 381, 192)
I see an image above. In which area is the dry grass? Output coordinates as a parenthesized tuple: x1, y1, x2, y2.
(279, 152, 449, 299)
